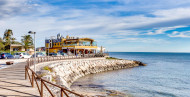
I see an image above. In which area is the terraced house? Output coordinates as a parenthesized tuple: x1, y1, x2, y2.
(45, 34, 99, 55)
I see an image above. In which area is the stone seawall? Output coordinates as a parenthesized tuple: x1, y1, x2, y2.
(34, 58, 145, 89)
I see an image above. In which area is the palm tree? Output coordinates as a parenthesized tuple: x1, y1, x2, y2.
(3, 29, 13, 45)
(11, 38, 21, 44)
(21, 35, 33, 51)
(0, 37, 4, 50)
(3, 29, 13, 50)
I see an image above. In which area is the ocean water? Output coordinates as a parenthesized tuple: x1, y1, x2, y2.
(72, 52, 190, 97)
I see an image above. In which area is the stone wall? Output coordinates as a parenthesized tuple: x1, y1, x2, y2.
(34, 58, 144, 89)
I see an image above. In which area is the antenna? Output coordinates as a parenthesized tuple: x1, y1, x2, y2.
(66, 31, 68, 36)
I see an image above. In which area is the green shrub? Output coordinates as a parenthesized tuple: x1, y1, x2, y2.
(43, 66, 53, 72)
(39, 73, 46, 77)
(106, 57, 122, 60)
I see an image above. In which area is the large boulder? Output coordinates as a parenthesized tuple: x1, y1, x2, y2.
(42, 75, 52, 82)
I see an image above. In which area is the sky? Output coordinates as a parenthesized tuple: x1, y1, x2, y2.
(1, 0, 190, 52)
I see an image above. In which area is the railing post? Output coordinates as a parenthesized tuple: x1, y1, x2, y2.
(25, 66, 27, 80)
(41, 79, 43, 97)
(61, 88, 63, 97)
(32, 72, 34, 87)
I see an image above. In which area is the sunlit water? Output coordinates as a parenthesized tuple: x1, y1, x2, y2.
(72, 52, 190, 97)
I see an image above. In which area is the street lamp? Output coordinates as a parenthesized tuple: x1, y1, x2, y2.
(28, 31, 36, 72)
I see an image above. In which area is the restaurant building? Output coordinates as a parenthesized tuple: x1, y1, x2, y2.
(45, 34, 98, 55)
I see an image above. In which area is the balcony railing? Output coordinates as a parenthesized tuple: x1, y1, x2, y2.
(63, 44, 97, 46)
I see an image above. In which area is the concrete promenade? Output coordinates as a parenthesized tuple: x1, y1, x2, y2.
(0, 61, 40, 97)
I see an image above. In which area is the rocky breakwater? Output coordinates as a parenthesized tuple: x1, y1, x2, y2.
(36, 58, 146, 90)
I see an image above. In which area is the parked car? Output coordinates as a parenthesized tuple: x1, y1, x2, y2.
(49, 53, 57, 56)
(13, 52, 31, 59)
(61, 53, 68, 56)
(32, 52, 45, 57)
(0, 53, 14, 59)
(49, 52, 68, 57)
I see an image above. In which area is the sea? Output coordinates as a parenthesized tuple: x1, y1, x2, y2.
(72, 52, 190, 97)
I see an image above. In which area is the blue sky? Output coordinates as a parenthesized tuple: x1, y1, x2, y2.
(1, 0, 190, 52)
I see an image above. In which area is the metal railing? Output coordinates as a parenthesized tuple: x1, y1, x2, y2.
(25, 54, 107, 97)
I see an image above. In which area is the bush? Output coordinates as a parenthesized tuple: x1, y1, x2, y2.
(43, 66, 53, 72)
(106, 57, 122, 60)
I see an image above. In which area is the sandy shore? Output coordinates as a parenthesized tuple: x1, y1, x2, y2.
(71, 81, 132, 97)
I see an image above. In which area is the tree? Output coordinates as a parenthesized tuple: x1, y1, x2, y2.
(11, 38, 21, 45)
(0, 37, 4, 50)
(3, 29, 13, 45)
(21, 35, 33, 51)
(3, 29, 13, 50)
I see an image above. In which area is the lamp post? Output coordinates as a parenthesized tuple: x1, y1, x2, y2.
(48, 40, 50, 56)
(28, 31, 36, 72)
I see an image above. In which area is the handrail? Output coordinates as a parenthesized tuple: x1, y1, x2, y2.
(25, 54, 107, 97)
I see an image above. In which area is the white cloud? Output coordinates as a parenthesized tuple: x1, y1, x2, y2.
(153, 8, 190, 19)
(146, 26, 187, 35)
(0, 0, 37, 18)
(168, 31, 190, 38)
(1, 6, 189, 47)
(0, 0, 190, 52)
(118, 38, 169, 43)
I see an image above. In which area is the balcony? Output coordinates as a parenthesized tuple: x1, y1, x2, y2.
(63, 44, 97, 46)
(63, 42, 97, 46)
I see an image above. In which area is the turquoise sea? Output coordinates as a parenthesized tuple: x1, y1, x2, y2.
(72, 52, 190, 97)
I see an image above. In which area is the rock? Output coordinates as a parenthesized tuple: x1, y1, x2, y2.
(42, 75, 52, 82)
(56, 75, 69, 88)
(40, 70, 50, 74)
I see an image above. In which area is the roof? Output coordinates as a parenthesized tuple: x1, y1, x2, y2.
(10, 44, 22, 46)
(79, 38, 94, 41)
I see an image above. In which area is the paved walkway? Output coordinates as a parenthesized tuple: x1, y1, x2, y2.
(0, 62, 40, 97)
